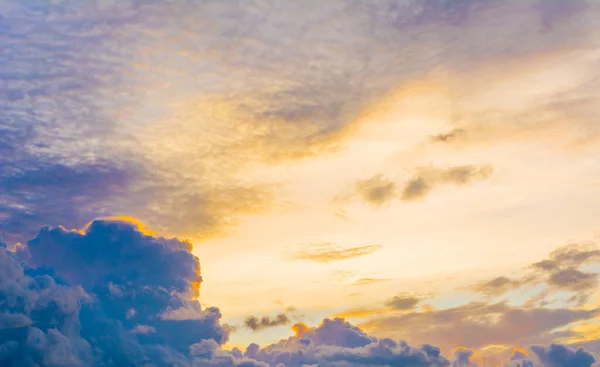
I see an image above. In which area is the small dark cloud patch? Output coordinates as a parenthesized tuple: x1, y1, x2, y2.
(547, 268, 598, 292)
(469, 244, 600, 305)
(291, 243, 382, 263)
(351, 165, 493, 205)
(244, 314, 290, 332)
(401, 165, 493, 201)
(355, 175, 397, 206)
(430, 129, 465, 143)
(385, 295, 422, 311)
(401, 177, 431, 201)
(533, 245, 600, 271)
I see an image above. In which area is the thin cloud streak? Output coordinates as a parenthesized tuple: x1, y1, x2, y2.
(290, 243, 383, 263)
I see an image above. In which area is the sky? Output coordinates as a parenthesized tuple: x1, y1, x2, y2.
(2, 0, 600, 366)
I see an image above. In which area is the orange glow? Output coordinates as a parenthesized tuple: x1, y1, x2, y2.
(291, 322, 310, 338)
(332, 307, 397, 319)
(509, 347, 529, 358)
(82, 216, 156, 236)
(190, 281, 201, 299)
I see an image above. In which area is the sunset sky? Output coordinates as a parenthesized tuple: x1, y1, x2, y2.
(2, 1, 600, 366)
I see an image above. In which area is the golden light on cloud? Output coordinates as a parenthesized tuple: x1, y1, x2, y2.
(5, 0, 600, 365)
(82, 216, 156, 236)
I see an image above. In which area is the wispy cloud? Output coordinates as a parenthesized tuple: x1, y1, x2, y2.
(352, 277, 392, 286)
(401, 165, 493, 201)
(347, 165, 493, 207)
(468, 244, 600, 305)
(290, 243, 382, 263)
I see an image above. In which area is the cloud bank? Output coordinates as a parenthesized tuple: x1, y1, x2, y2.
(0, 220, 598, 366)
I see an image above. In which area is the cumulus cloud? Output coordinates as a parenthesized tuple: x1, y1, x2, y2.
(240, 318, 449, 367)
(335, 293, 429, 319)
(0, 219, 227, 366)
(290, 243, 382, 263)
(530, 344, 596, 367)
(245, 314, 291, 332)
(452, 347, 478, 367)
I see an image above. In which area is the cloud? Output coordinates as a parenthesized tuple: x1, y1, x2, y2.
(530, 344, 596, 367)
(2, 0, 599, 243)
(234, 318, 598, 367)
(452, 347, 478, 367)
(335, 293, 428, 319)
(547, 268, 598, 293)
(290, 243, 382, 263)
(533, 245, 600, 271)
(352, 277, 392, 286)
(0, 219, 228, 366)
(241, 318, 448, 367)
(360, 302, 598, 352)
(401, 165, 493, 201)
(384, 295, 423, 311)
(469, 244, 600, 304)
(430, 129, 466, 144)
(355, 175, 397, 206)
(469, 276, 523, 297)
(244, 314, 291, 332)
(349, 165, 493, 206)
(1, 220, 600, 366)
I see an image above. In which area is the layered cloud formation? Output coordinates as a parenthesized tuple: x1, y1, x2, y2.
(0, 219, 597, 366)
(3, 0, 600, 366)
(2, 0, 599, 244)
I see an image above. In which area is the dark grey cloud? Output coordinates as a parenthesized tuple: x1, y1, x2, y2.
(530, 344, 596, 367)
(290, 243, 382, 263)
(244, 314, 290, 332)
(401, 165, 493, 201)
